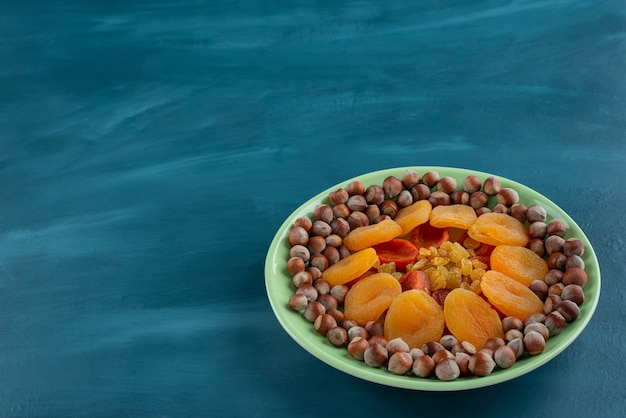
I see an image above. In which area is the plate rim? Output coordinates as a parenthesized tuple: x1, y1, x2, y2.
(265, 166, 601, 391)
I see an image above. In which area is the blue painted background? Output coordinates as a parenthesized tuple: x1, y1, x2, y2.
(1, 1, 625, 416)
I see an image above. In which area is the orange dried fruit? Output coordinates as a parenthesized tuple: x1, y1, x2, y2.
(443, 288, 505, 350)
(429, 204, 478, 230)
(410, 222, 450, 250)
(372, 239, 419, 272)
(384, 289, 445, 349)
(343, 219, 403, 252)
(393, 199, 432, 236)
(321, 247, 378, 287)
(490, 245, 549, 287)
(480, 270, 544, 321)
(467, 212, 530, 247)
(343, 272, 402, 325)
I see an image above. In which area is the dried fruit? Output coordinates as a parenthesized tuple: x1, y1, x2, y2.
(443, 288, 505, 351)
(480, 270, 544, 321)
(321, 247, 378, 286)
(343, 273, 402, 325)
(429, 204, 478, 230)
(384, 289, 445, 349)
(467, 213, 530, 247)
(393, 199, 433, 236)
(490, 245, 549, 287)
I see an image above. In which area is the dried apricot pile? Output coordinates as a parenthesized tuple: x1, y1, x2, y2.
(284, 169, 588, 381)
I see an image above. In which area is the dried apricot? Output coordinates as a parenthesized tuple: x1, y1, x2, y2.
(343, 272, 402, 325)
(429, 204, 478, 230)
(384, 289, 445, 349)
(343, 219, 403, 252)
(410, 222, 450, 250)
(372, 239, 418, 272)
(467, 212, 530, 247)
(443, 288, 505, 350)
(321, 248, 378, 287)
(393, 199, 432, 236)
(490, 245, 549, 287)
(480, 270, 544, 321)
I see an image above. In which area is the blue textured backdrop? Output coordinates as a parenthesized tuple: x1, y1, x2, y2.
(1, 1, 625, 417)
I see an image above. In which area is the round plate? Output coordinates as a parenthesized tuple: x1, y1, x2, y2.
(265, 167, 600, 391)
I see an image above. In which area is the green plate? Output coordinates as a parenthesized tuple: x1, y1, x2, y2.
(264, 167, 600, 391)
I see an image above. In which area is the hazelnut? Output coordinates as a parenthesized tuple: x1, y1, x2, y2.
(475, 207, 491, 216)
(306, 266, 322, 282)
(330, 284, 349, 304)
(294, 216, 312, 231)
(309, 253, 328, 272)
(368, 335, 388, 347)
(412, 354, 435, 377)
(450, 190, 470, 205)
(346, 195, 368, 212)
(563, 238, 585, 257)
(345, 180, 364, 196)
(428, 191, 451, 207)
(525, 312, 547, 326)
(502, 316, 524, 333)
(307, 236, 326, 254)
(291, 270, 313, 288)
(561, 284, 585, 305)
(288, 293, 308, 311)
(410, 347, 425, 359)
(547, 252, 567, 270)
(317, 293, 338, 311)
(544, 269, 563, 286)
(365, 320, 385, 337)
(314, 313, 337, 336)
(556, 300, 580, 322)
(469, 352, 496, 377)
(382, 176, 404, 199)
(462, 175, 482, 193)
(545, 235, 565, 255)
(562, 267, 588, 287)
(379, 200, 399, 218)
(289, 245, 310, 263)
(411, 183, 431, 201)
(324, 234, 343, 249)
(296, 284, 318, 302)
(509, 204, 528, 223)
(543, 294, 563, 314)
(326, 308, 344, 323)
(328, 188, 349, 205)
(528, 221, 547, 239)
(455, 352, 472, 376)
(469, 191, 489, 209)
(548, 282, 565, 297)
(496, 188, 519, 206)
(527, 238, 546, 257)
(524, 322, 550, 342)
(364, 343, 388, 367)
(388, 352, 414, 375)
(313, 204, 334, 223)
(330, 218, 350, 238)
(386, 337, 410, 355)
(544, 311, 567, 336)
(347, 337, 369, 360)
(422, 171, 440, 187)
(347, 325, 370, 342)
(494, 345, 517, 369)
(435, 357, 461, 381)
(303, 301, 325, 321)
(326, 326, 349, 347)
(311, 220, 332, 237)
(347, 211, 369, 230)
(332, 203, 351, 219)
(396, 190, 414, 208)
(528, 280, 548, 302)
(432, 349, 454, 364)
(546, 219, 567, 237)
(401, 170, 421, 189)
(526, 205, 547, 223)
(364, 185, 385, 205)
(364, 204, 381, 223)
(507, 337, 525, 359)
(484, 337, 506, 352)
(523, 330, 546, 355)
(439, 334, 459, 351)
(436, 176, 457, 194)
(565, 254, 585, 270)
(505, 329, 524, 343)
(288, 226, 309, 246)
(492, 203, 509, 214)
(422, 341, 446, 355)
(483, 176, 501, 195)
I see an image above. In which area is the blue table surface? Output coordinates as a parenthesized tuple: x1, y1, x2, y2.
(1, 1, 625, 417)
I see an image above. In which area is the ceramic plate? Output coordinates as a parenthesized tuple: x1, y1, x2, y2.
(265, 167, 600, 391)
